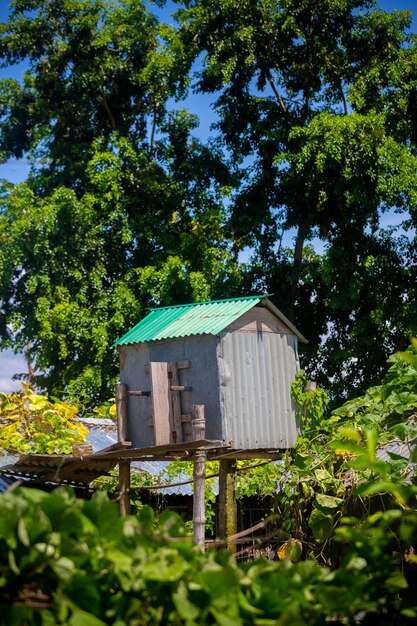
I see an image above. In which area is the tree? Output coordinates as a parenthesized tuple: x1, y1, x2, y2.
(0, 0, 240, 402)
(2, 0, 417, 402)
(171, 0, 417, 398)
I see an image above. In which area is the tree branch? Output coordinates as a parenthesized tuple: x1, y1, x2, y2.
(149, 100, 160, 158)
(101, 96, 116, 130)
(287, 221, 308, 323)
(339, 80, 348, 116)
(267, 71, 287, 114)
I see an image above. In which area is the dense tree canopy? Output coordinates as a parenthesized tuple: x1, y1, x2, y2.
(0, 0, 240, 401)
(0, 0, 416, 402)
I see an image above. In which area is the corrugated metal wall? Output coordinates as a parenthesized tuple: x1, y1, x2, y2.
(218, 332, 300, 449)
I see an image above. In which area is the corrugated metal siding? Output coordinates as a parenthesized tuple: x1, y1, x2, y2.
(219, 332, 300, 449)
(115, 296, 264, 345)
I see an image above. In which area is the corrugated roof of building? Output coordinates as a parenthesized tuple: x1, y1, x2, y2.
(0, 451, 19, 493)
(0, 423, 193, 496)
(115, 295, 307, 346)
(85, 423, 193, 496)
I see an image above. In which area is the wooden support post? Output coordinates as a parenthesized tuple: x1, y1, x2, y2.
(192, 405, 206, 551)
(119, 461, 131, 516)
(116, 382, 131, 516)
(116, 382, 128, 443)
(192, 404, 205, 441)
(218, 459, 237, 552)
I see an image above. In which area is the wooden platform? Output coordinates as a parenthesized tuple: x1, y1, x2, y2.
(0, 441, 228, 486)
(0, 440, 285, 487)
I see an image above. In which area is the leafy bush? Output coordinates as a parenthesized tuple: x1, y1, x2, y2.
(0, 384, 88, 454)
(274, 341, 417, 565)
(0, 486, 416, 625)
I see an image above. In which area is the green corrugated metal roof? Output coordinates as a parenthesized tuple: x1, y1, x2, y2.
(115, 294, 308, 346)
(115, 295, 269, 345)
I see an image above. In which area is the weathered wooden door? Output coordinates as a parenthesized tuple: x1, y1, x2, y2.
(149, 361, 183, 445)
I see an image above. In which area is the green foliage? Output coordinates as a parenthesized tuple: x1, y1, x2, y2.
(0, 484, 415, 625)
(0, 384, 88, 454)
(0, 344, 417, 623)
(171, 0, 417, 400)
(93, 468, 156, 515)
(272, 343, 417, 565)
(291, 371, 329, 432)
(1, 0, 417, 404)
(0, 1, 241, 404)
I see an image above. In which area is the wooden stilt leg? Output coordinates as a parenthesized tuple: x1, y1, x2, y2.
(116, 382, 131, 516)
(218, 459, 237, 552)
(192, 405, 206, 550)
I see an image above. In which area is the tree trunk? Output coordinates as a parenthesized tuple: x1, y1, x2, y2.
(287, 222, 308, 324)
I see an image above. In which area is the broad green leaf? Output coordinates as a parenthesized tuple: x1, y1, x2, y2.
(172, 581, 200, 622)
(67, 607, 106, 626)
(277, 539, 302, 562)
(314, 494, 343, 511)
(138, 505, 155, 529)
(66, 573, 101, 615)
(309, 509, 334, 543)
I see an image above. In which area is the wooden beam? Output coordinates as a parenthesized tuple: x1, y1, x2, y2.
(116, 382, 131, 516)
(119, 461, 131, 516)
(170, 385, 192, 392)
(168, 362, 182, 443)
(192, 405, 206, 550)
(116, 383, 128, 444)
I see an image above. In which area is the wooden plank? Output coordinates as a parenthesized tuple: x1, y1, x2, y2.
(168, 362, 182, 443)
(119, 461, 131, 516)
(211, 449, 284, 460)
(116, 382, 129, 444)
(15, 440, 229, 464)
(149, 362, 171, 446)
(177, 360, 190, 370)
(93, 442, 132, 457)
(193, 449, 206, 550)
(225, 306, 292, 335)
(89, 440, 229, 459)
(145, 359, 190, 375)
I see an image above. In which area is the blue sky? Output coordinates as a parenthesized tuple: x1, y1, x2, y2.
(0, 0, 415, 392)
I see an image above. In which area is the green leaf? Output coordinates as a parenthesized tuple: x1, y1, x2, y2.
(17, 518, 30, 547)
(210, 607, 242, 626)
(67, 607, 106, 626)
(277, 539, 302, 562)
(138, 505, 155, 529)
(172, 581, 200, 622)
(309, 509, 334, 543)
(314, 494, 343, 511)
(66, 574, 101, 615)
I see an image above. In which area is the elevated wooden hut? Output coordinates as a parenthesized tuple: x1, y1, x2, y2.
(115, 295, 307, 451)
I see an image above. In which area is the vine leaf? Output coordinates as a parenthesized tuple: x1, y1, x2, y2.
(309, 509, 334, 543)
